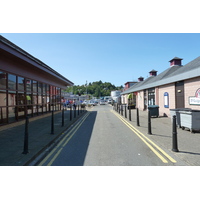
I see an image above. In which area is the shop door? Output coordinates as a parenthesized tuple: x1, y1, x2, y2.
(175, 81, 185, 108)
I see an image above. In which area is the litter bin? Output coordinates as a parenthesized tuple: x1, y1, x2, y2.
(179, 109, 200, 133)
(148, 105, 159, 117)
(170, 108, 191, 128)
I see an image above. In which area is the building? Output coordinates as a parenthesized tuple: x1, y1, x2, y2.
(124, 81, 137, 91)
(122, 81, 137, 104)
(121, 56, 200, 117)
(111, 90, 121, 103)
(0, 35, 73, 125)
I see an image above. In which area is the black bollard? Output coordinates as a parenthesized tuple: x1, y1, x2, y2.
(125, 104, 127, 118)
(78, 105, 80, 115)
(137, 108, 140, 126)
(22, 117, 29, 154)
(70, 106, 72, 121)
(129, 106, 131, 121)
(51, 110, 54, 134)
(172, 115, 179, 152)
(62, 108, 64, 127)
(121, 105, 123, 116)
(147, 110, 152, 134)
(74, 106, 76, 118)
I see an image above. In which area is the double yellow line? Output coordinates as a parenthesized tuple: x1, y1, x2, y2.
(111, 110, 176, 164)
(38, 112, 90, 166)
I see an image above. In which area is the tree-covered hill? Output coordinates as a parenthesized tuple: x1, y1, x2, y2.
(65, 80, 123, 97)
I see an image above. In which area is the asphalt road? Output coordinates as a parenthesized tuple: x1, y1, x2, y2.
(38, 104, 185, 166)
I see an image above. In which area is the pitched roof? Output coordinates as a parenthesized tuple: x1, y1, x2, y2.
(122, 56, 200, 94)
(169, 57, 183, 62)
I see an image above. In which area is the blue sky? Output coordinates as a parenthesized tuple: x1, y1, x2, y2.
(1, 33, 200, 87)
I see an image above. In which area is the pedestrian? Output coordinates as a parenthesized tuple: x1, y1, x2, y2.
(73, 100, 77, 110)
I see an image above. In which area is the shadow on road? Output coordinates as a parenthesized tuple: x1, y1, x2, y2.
(52, 111, 97, 166)
(179, 151, 200, 155)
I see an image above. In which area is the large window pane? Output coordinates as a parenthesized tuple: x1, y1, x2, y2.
(18, 106, 25, 119)
(38, 82, 42, 94)
(43, 84, 47, 95)
(0, 90, 7, 106)
(46, 85, 50, 95)
(0, 107, 7, 124)
(33, 80, 37, 93)
(8, 74, 16, 90)
(26, 79, 32, 93)
(8, 91, 16, 106)
(33, 94, 37, 105)
(17, 92, 25, 105)
(0, 72, 7, 89)
(18, 76, 25, 91)
(26, 94, 32, 105)
(8, 107, 16, 123)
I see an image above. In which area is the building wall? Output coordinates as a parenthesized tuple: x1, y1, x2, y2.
(0, 53, 67, 89)
(0, 42, 73, 126)
(158, 83, 175, 116)
(185, 77, 200, 109)
(137, 90, 145, 110)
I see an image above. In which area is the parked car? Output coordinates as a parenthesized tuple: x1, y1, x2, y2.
(82, 100, 88, 105)
(88, 100, 97, 106)
(108, 99, 112, 104)
(99, 100, 106, 105)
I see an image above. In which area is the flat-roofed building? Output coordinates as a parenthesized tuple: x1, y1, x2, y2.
(0, 35, 73, 125)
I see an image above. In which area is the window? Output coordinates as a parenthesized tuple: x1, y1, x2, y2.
(26, 79, 32, 93)
(38, 82, 42, 94)
(0, 90, 7, 106)
(18, 76, 25, 91)
(8, 74, 16, 90)
(0, 72, 7, 89)
(148, 88, 155, 105)
(33, 80, 37, 93)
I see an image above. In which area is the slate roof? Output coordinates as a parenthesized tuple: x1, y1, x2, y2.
(121, 56, 200, 95)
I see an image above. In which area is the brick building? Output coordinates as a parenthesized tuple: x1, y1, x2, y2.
(121, 56, 200, 117)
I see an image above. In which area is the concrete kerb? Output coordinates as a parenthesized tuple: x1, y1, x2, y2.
(24, 110, 88, 166)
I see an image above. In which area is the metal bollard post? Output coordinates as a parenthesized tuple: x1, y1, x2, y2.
(147, 110, 152, 134)
(78, 105, 80, 115)
(51, 110, 54, 134)
(121, 104, 123, 116)
(172, 115, 179, 152)
(74, 106, 76, 118)
(22, 117, 29, 154)
(125, 104, 127, 118)
(137, 108, 140, 126)
(129, 106, 131, 121)
(62, 108, 64, 127)
(70, 106, 72, 121)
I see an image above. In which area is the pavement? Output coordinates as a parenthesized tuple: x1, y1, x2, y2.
(114, 106, 200, 166)
(1, 104, 200, 166)
(0, 108, 87, 166)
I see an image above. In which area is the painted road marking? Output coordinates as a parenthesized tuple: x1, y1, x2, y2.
(38, 112, 90, 166)
(111, 110, 177, 164)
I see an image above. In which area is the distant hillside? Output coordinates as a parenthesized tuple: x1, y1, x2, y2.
(65, 80, 123, 97)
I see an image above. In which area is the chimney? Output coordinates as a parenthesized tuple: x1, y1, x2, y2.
(169, 57, 183, 67)
(138, 76, 144, 82)
(149, 69, 157, 77)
